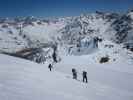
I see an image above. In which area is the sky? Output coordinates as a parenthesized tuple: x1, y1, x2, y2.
(0, 0, 133, 18)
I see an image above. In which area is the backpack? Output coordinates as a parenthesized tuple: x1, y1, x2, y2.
(48, 64, 52, 68)
(72, 68, 75, 72)
(83, 71, 87, 76)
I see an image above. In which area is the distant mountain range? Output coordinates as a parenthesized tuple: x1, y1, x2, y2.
(0, 10, 133, 64)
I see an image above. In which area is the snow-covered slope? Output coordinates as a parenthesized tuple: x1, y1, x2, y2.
(0, 10, 133, 64)
(0, 54, 133, 100)
(0, 9, 133, 100)
(0, 23, 28, 53)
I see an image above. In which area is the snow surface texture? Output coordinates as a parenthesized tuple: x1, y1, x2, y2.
(0, 54, 133, 100)
(0, 10, 133, 100)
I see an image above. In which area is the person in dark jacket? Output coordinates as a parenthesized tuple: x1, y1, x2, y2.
(82, 71, 88, 83)
(48, 64, 53, 71)
(72, 68, 77, 80)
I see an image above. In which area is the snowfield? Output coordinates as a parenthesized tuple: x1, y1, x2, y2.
(0, 54, 133, 100)
(0, 10, 133, 100)
(23, 21, 65, 43)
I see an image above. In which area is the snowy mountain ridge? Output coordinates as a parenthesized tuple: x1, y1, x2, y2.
(0, 10, 133, 64)
(0, 10, 133, 100)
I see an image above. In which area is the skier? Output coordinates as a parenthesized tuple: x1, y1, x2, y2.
(82, 71, 88, 83)
(72, 68, 77, 80)
(48, 63, 53, 71)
